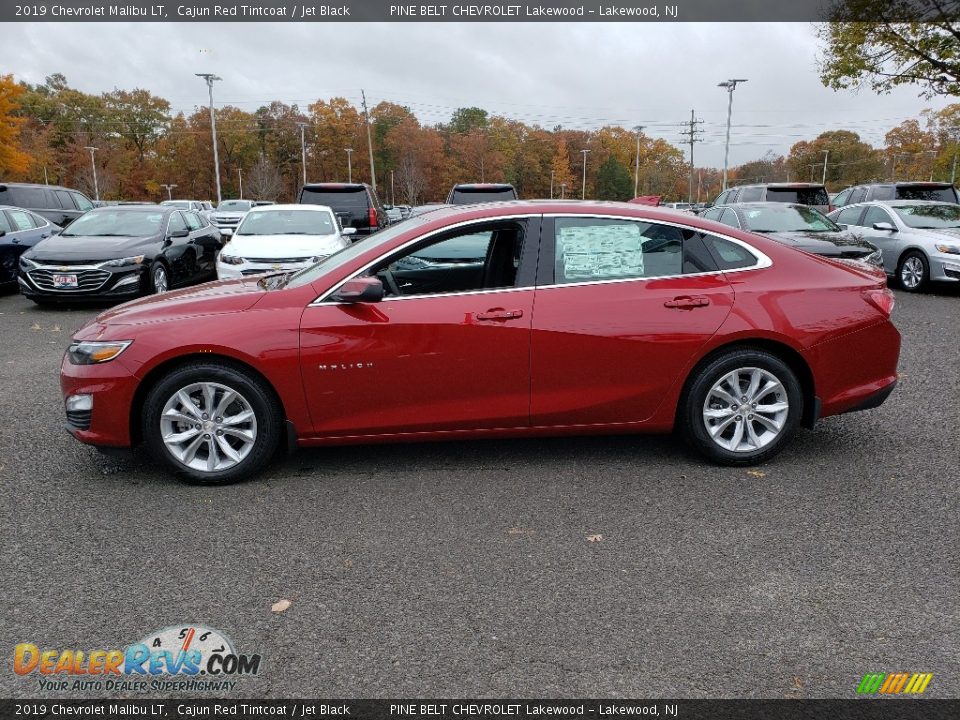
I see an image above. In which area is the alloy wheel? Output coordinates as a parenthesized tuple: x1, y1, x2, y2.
(702, 367, 789, 453)
(153, 265, 169, 293)
(900, 256, 924, 290)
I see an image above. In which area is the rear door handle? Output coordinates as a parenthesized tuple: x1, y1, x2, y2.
(475, 308, 524, 321)
(664, 295, 710, 309)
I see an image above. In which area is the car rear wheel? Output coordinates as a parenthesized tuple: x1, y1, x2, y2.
(151, 263, 169, 294)
(142, 363, 282, 484)
(897, 251, 928, 292)
(681, 349, 802, 465)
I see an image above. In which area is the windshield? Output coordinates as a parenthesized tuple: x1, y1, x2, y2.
(285, 215, 431, 289)
(450, 188, 517, 204)
(236, 209, 337, 236)
(893, 204, 960, 229)
(218, 200, 253, 211)
(740, 205, 840, 233)
(60, 209, 165, 237)
(161, 201, 190, 209)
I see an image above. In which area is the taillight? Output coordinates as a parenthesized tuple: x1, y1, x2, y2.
(863, 288, 895, 316)
(369, 207, 377, 227)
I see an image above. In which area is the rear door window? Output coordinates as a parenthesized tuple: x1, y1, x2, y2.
(765, 187, 829, 206)
(739, 187, 764, 202)
(895, 185, 959, 202)
(184, 212, 203, 231)
(863, 206, 894, 228)
(8, 209, 38, 230)
(0, 212, 13, 233)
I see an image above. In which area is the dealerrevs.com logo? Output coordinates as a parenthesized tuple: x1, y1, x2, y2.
(14, 625, 261, 693)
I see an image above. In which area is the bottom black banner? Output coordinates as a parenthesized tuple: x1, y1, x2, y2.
(2, 699, 958, 720)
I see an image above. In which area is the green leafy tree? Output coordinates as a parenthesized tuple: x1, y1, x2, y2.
(596, 156, 633, 201)
(818, 0, 960, 98)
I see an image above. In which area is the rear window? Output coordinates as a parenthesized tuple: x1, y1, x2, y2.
(301, 187, 369, 211)
(765, 187, 829, 206)
(449, 186, 518, 204)
(895, 185, 959, 203)
(1, 186, 48, 208)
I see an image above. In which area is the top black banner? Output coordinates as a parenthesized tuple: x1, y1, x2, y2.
(2, 0, 959, 23)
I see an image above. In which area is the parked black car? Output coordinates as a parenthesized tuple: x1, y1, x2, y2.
(711, 183, 831, 213)
(0, 206, 59, 288)
(18, 205, 222, 304)
(831, 182, 959, 208)
(298, 183, 387, 238)
(0, 182, 95, 227)
(446, 183, 519, 204)
(702, 202, 882, 266)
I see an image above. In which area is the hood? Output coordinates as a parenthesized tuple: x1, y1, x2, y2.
(914, 227, 960, 241)
(212, 211, 247, 219)
(762, 230, 876, 256)
(92, 277, 266, 327)
(25, 234, 158, 261)
(223, 233, 347, 259)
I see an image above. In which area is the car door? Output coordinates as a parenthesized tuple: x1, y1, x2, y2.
(858, 206, 902, 274)
(183, 210, 219, 279)
(162, 211, 194, 285)
(0, 211, 23, 283)
(298, 217, 540, 436)
(529, 215, 735, 426)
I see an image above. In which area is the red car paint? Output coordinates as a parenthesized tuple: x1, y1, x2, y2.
(61, 201, 900, 452)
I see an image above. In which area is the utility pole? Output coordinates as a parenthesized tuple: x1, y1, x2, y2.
(296, 122, 308, 186)
(633, 125, 645, 197)
(718, 78, 747, 191)
(84, 146, 99, 201)
(550, 169, 555, 199)
(390, 170, 395, 205)
(161, 184, 177, 200)
(238, 168, 243, 199)
(345, 148, 354, 183)
(821, 150, 829, 185)
(580, 148, 590, 200)
(361, 89, 376, 191)
(679, 111, 703, 203)
(195, 73, 222, 204)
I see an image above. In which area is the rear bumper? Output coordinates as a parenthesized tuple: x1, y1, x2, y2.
(840, 379, 897, 415)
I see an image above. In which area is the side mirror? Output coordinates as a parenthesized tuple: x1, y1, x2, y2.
(837, 223, 849, 231)
(872, 222, 896, 232)
(332, 276, 383, 303)
(341, 227, 357, 237)
(169, 228, 190, 238)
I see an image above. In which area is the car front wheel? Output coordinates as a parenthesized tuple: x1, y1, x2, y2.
(681, 349, 803, 465)
(142, 363, 283, 484)
(151, 263, 169, 294)
(897, 251, 928, 292)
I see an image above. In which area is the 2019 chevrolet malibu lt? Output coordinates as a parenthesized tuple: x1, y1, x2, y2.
(702, 202, 882, 267)
(216, 204, 354, 280)
(828, 200, 960, 291)
(0, 206, 59, 289)
(19, 205, 222, 304)
(61, 201, 900, 484)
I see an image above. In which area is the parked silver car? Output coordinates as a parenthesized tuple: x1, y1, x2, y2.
(828, 200, 960, 292)
(209, 199, 254, 237)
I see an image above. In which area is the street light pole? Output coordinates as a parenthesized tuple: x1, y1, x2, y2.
(195, 73, 222, 205)
(161, 184, 177, 200)
(550, 169, 555, 199)
(581, 148, 590, 200)
(821, 150, 829, 185)
(718, 78, 748, 191)
(84, 146, 99, 201)
(633, 125, 645, 197)
(345, 148, 354, 183)
(296, 122, 308, 187)
(390, 170, 395, 205)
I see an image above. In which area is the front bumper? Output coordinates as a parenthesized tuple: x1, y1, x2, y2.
(19, 265, 145, 301)
(931, 255, 960, 283)
(60, 352, 139, 447)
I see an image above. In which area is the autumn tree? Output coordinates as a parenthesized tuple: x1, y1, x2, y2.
(246, 155, 283, 200)
(818, 0, 960, 98)
(596, 156, 634, 201)
(885, 119, 938, 180)
(550, 137, 575, 197)
(734, 152, 789, 184)
(0, 74, 30, 174)
(787, 130, 884, 188)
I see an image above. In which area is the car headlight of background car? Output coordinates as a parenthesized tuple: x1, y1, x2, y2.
(67, 340, 133, 365)
(98, 255, 145, 268)
(934, 244, 960, 255)
(219, 254, 245, 265)
(19, 256, 38, 271)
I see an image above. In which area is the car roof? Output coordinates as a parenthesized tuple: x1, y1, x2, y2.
(717, 202, 809, 210)
(405, 199, 741, 224)
(246, 203, 334, 213)
(838, 199, 957, 208)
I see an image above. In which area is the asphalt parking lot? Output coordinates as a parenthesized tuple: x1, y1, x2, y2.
(0, 284, 957, 699)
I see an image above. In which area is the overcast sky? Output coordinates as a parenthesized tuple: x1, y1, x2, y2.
(6, 21, 951, 168)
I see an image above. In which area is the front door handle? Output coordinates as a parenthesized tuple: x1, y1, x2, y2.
(475, 308, 524, 321)
(664, 295, 710, 309)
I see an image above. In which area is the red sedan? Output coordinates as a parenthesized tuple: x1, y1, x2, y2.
(61, 201, 900, 484)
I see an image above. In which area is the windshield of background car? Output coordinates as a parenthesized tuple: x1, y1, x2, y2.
(895, 185, 960, 203)
(161, 201, 190, 208)
(236, 209, 337, 236)
(892, 204, 960, 229)
(60, 209, 165, 237)
(450, 188, 518, 203)
(218, 200, 253, 211)
(284, 215, 432, 289)
(741, 205, 839, 233)
(764, 187, 830, 206)
(300, 188, 368, 210)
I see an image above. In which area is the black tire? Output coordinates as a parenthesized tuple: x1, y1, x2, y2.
(142, 362, 283, 484)
(679, 348, 803, 466)
(897, 250, 928, 292)
(150, 262, 170, 294)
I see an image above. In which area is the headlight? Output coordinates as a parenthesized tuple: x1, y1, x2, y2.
(20, 256, 37, 270)
(934, 244, 960, 255)
(67, 340, 132, 365)
(219, 254, 245, 265)
(99, 255, 145, 268)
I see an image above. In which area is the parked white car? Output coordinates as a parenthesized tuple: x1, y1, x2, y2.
(216, 204, 354, 280)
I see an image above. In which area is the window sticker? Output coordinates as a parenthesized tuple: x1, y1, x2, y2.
(557, 223, 643, 280)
